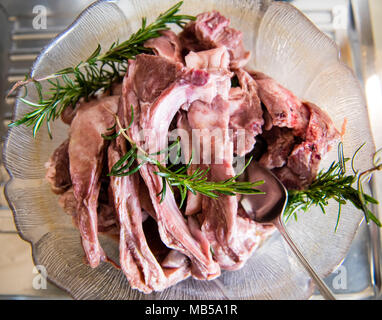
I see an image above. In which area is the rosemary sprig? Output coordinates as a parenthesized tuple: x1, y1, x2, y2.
(105, 113, 265, 208)
(284, 142, 382, 230)
(153, 154, 264, 208)
(8, 1, 195, 138)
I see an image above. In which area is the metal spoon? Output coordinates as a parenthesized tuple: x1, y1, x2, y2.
(240, 162, 336, 300)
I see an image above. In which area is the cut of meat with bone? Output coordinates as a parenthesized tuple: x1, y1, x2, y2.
(111, 67, 192, 292)
(119, 56, 220, 280)
(178, 47, 232, 215)
(176, 111, 202, 215)
(125, 52, 259, 272)
(229, 69, 263, 156)
(144, 30, 184, 64)
(183, 46, 232, 104)
(180, 11, 250, 68)
(303, 101, 341, 155)
(139, 163, 220, 279)
(201, 193, 259, 270)
(68, 95, 119, 268)
(187, 95, 258, 270)
(187, 97, 232, 167)
(259, 100, 340, 189)
(250, 71, 310, 134)
(286, 102, 340, 186)
(245, 72, 340, 189)
(138, 51, 231, 155)
(131, 54, 181, 105)
(108, 141, 173, 293)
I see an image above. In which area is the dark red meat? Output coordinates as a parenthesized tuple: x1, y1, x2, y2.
(45, 139, 71, 194)
(68, 95, 119, 268)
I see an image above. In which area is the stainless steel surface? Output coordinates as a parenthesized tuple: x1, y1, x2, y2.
(295, 0, 382, 300)
(0, 0, 95, 300)
(0, 0, 95, 133)
(0, 0, 381, 299)
(350, 0, 382, 298)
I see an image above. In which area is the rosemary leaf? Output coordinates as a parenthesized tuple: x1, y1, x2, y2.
(106, 113, 264, 206)
(284, 142, 382, 229)
(9, 1, 194, 138)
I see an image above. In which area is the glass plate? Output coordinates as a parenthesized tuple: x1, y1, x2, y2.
(3, 0, 377, 299)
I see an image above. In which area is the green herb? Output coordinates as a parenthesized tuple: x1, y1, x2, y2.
(285, 142, 382, 230)
(106, 113, 264, 207)
(8, 1, 194, 138)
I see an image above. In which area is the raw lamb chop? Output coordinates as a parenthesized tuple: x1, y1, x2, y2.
(68, 95, 119, 268)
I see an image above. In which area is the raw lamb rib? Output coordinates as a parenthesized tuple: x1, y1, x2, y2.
(68, 95, 119, 268)
(119, 53, 221, 281)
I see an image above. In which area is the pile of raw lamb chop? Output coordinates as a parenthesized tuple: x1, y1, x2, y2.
(45, 11, 340, 293)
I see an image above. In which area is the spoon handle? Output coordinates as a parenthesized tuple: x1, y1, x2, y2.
(274, 216, 336, 300)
